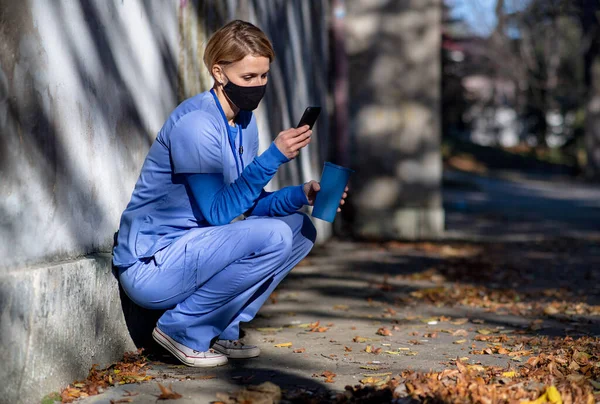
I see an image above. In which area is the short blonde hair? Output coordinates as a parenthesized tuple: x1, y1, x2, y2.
(204, 20, 275, 77)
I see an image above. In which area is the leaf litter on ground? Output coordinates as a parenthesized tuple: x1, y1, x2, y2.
(60, 349, 152, 403)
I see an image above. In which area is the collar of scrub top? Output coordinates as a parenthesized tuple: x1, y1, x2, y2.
(210, 88, 244, 177)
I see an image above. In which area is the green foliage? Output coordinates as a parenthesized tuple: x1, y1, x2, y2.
(40, 392, 61, 404)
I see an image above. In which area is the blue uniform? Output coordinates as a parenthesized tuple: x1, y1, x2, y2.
(114, 90, 315, 351)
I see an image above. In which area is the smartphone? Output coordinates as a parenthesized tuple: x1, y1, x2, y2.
(296, 107, 321, 129)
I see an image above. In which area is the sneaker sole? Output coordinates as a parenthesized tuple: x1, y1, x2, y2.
(213, 343, 261, 359)
(152, 328, 228, 368)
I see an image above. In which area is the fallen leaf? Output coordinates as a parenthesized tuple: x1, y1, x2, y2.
(362, 372, 392, 377)
(256, 327, 283, 333)
(567, 374, 585, 382)
(360, 376, 387, 385)
(452, 329, 469, 337)
(360, 365, 380, 370)
(546, 385, 563, 404)
(502, 371, 517, 378)
(451, 318, 469, 325)
(376, 327, 393, 336)
(274, 342, 293, 348)
(156, 383, 182, 400)
(453, 339, 467, 344)
(308, 321, 330, 333)
(353, 336, 378, 343)
(344, 346, 352, 352)
(477, 329, 493, 335)
(293, 348, 305, 353)
(322, 371, 336, 383)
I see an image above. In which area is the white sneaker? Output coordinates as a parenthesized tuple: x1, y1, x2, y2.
(152, 327, 228, 368)
(212, 339, 261, 359)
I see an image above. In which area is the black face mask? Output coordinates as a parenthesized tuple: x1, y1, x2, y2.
(222, 75, 266, 111)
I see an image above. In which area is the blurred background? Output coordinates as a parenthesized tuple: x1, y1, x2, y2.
(441, 0, 600, 239)
(1, 0, 599, 402)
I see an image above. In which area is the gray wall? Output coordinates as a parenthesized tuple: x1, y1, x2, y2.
(0, 1, 330, 402)
(346, 0, 444, 239)
(0, 0, 178, 271)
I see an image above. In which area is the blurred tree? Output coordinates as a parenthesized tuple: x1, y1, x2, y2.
(442, 1, 472, 139)
(493, 0, 585, 148)
(576, 0, 600, 179)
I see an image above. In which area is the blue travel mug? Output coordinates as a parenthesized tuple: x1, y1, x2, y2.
(311, 162, 354, 222)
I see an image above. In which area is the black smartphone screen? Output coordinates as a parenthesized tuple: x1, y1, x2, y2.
(296, 107, 321, 129)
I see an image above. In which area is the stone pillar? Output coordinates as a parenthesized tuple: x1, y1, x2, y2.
(345, 0, 444, 239)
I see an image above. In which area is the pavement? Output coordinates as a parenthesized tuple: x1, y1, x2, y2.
(63, 170, 600, 403)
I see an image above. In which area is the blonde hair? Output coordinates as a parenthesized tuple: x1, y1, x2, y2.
(204, 20, 275, 77)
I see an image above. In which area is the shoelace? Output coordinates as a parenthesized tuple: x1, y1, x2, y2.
(192, 349, 218, 355)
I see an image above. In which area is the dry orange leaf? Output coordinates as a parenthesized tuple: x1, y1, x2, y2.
(376, 327, 393, 336)
(293, 348, 306, 353)
(322, 371, 336, 383)
(156, 383, 183, 400)
(309, 321, 330, 333)
(344, 346, 353, 352)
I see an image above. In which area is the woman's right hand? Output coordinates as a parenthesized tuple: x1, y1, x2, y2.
(274, 125, 312, 160)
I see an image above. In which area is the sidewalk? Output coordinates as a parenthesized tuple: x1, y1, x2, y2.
(57, 171, 600, 403)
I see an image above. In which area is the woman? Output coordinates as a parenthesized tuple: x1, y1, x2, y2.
(113, 20, 347, 368)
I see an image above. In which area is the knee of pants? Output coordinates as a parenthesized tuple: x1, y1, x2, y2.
(256, 218, 294, 260)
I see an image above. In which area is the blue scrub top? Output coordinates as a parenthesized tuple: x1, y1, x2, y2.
(113, 90, 259, 268)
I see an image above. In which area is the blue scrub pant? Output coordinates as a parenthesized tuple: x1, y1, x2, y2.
(118, 213, 316, 352)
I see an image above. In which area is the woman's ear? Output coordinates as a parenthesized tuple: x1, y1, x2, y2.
(212, 65, 225, 86)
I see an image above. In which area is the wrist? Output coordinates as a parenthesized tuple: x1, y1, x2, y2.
(256, 142, 290, 171)
(293, 184, 309, 206)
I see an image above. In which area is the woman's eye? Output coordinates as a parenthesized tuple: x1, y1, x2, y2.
(243, 76, 252, 81)
(261, 74, 268, 79)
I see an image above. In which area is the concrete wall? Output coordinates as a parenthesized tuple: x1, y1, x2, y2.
(345, 0, 444, 239)
(0, 1, 330, 402)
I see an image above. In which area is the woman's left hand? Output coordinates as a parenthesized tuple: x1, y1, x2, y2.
(303, 181, 349, 212)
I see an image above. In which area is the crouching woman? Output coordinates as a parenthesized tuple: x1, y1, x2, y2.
(112, 20, 346, 367)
